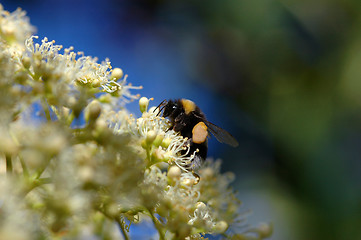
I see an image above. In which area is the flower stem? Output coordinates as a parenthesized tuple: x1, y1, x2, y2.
(147, 208, 165, 240)
(34, 156, 52, 179)
(19, 156, 29, 177)
(6, 155, 12, 174)
(22, 177, 52, 196)
(66, 111, 75, 126)
(116, 219, 130, 240)
(41, 99, 51, 121)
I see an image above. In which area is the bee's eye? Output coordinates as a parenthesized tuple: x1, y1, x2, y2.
(172, 106, 176, 109)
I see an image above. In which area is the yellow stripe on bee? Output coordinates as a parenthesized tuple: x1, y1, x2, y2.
(181, 99, 196, 114)
(192, 122, 208, 144)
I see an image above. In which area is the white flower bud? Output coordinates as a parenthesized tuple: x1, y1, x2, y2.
(111, 68, 123, 80)
(155, 162, 169, 170)
(62, 107, 70, 118)
(21, 56, 31, 69)
(213, 221, 228, 234)
(42, 135, 66, 155)
(257, 222, 273, 238)
(67, 96, 77, 107)
(163, 151, 172, 162)
(167, 166, 181, 181)
(78, 166, 95, 182)
(146, 130, 157, 145)
(152, 147, 165, 162)
(91, 79, 101, 88)
(195, 202, 207, 211)
(161, 137, 172, 148)
(85, 100, 102, 122)
(95, 118, 107, 130)
(2, 24, 15, 38)
(153, 132, 164, 147)
(106, 203, 119, 217)
(0, 136, 18, 155)
(139, 97, 149, 113)
(98, 93, 112, 103)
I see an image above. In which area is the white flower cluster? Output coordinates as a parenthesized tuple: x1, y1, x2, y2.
(0, 4, 140, 109)
(188, 202, 217, 232)
(0, 5, 34, 45)
(23, 36, 141, 100)
(0, 4, 272, 240)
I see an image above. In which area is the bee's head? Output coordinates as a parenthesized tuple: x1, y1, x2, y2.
(163, 100, 178, 118)
(155, 99, 178, 118)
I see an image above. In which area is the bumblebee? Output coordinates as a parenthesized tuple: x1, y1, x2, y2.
(156, 99, 238, 170)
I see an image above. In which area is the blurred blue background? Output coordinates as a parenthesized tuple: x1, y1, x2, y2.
(3, 0, 361, 239)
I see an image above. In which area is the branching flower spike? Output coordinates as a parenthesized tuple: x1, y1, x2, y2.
(0, 4, 271, 240)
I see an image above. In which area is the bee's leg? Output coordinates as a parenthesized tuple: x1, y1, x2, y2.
(165, 124, 173, 132)
(173, 115, 186, 132)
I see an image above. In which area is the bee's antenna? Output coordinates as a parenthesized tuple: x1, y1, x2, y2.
(154, 99, 168, 116)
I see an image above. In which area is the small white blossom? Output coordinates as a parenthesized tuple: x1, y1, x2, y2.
(165, 181, 200, 210)
(188, 201, 216, 232)
(143, 165, 168, 189)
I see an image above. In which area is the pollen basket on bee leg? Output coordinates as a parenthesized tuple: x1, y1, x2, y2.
(192, 122, 208, 144)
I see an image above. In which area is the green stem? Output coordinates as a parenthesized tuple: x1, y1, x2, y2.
(146, 147, 151, 163)
(11, 110, 21, 122)
(35, 156, 53, 179)
(41, 99, 51, 121)
(19, 156, 29, 177)
(23, 177, 52, 196)
(32, 177, 52, 190)
(50, 105, 60, 120)
(96, 204, 131, 240)
(67, 111, 75, 126)
(6, 155, 12, 174)
(147, 208, 165, 240)
(116, 219, 130, 240)
(35, 177, 52, 185)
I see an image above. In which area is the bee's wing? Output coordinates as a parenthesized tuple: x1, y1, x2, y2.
(205, 121, 239, 147)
